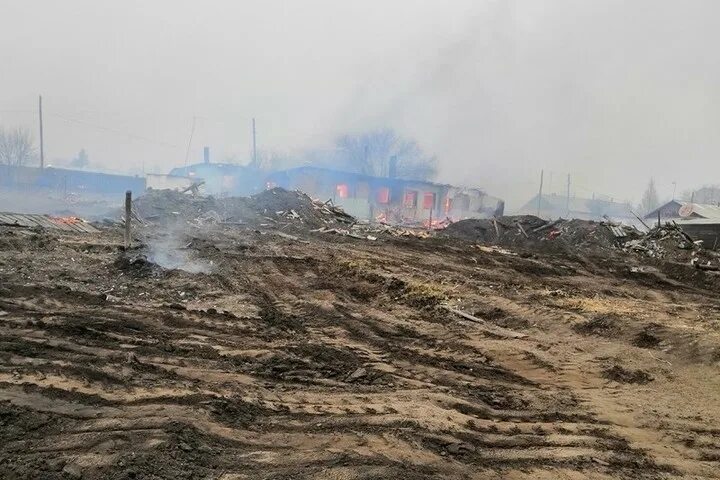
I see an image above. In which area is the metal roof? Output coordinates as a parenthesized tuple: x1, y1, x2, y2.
(0, 212, 99, 233)
(679, 203, 720, 220)
(644, 201, 720, 220)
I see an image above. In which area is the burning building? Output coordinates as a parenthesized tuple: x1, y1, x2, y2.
(264, 166, 504, 224)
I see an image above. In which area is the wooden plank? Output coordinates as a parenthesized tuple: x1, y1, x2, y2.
(0, 213, 21, 225)
(32, 215, 68, 231)
(26, 215, 49, 228)
(77, 222, 99, 233)
(6, 214, 33, 227)
(60, 221, 84, 233)
(0, 212, 97, 234)
(445, 307, 528, 340)
(45, 216, 75, 232)
(36, 215, 65, 230)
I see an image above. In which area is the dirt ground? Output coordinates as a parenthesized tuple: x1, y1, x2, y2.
(1, 215, 720, 479)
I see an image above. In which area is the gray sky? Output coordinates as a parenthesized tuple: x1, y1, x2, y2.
(2, 0, 719, 208)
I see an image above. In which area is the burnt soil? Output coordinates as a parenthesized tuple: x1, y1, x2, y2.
(1, 218, 720, 479)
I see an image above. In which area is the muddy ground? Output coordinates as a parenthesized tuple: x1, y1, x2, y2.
(1, 219, 720, 479)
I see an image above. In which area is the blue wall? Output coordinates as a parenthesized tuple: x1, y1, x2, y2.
(0, 165, 145, 194)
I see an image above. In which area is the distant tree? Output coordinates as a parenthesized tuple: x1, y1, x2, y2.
(0, 127, 36, 167)
(683, 185, 720, 205)
(70, 148, 89, 168)
(333, 128, 437, 180)
(254, 149, 295, 171)
(640, 178, 659, 214)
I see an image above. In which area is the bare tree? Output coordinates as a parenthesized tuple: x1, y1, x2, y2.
(70, 148, 89, 168)
(334, 128, 437, 180)
(0, 127, 37, 167)
(254, 149, 295, 171)
(640, 178, 659, 214)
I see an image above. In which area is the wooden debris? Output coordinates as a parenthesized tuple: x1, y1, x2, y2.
(516, 221, 529, 238)
(445, 307, 528, 339)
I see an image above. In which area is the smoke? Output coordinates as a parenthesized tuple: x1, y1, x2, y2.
(145, 227, 212, 274)
(327, 0, 720, 208)
(2, 1, 720, 209)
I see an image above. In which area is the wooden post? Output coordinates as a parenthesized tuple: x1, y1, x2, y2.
(657, 210, 661, 228)
(566, 173, 570, 217)
(252, 118, 257, 168)
(38, 95, 44, 169)
(124, 191, 132, 248)
(428, 206, 433, 230)
(537, 169, 544, 217)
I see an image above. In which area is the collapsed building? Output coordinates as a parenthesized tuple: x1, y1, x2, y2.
(264, 166, 504, 224)
(643, 201, 720, 249)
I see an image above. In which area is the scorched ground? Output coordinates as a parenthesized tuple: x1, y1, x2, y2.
(1, 214, 719, 479)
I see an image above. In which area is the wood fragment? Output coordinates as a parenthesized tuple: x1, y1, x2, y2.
(532, 219, 562, 233)
(445, 307, 528, 339)
(516, 222, 528, 238)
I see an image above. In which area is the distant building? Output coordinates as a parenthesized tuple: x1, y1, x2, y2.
(517, 193, 634, 222)
(146, 173, 195, 192)
(264, 166, 504, 224)
(676, 218, 720, 249)
(168, 163, 264, 196)
(0, 164, 145, 195)
(644, 200, 720, 221)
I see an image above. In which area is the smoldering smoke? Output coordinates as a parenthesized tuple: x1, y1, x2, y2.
(145, 227, 212, 274)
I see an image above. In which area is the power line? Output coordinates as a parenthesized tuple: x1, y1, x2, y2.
(185, 116, 196, 167)
(47, 112, 186, 150)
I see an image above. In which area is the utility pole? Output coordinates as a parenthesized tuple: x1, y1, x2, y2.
(566, 174, 571, 217)
(38, 95, 44, 169)
(252, 118, 257, 168)
(536, 169, 544, 217)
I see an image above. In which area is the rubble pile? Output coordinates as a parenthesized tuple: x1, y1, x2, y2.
(126, 190, 720, 270)
(132, 189, 256, 225)
(548, 219, 640, 250)
(442, 215, 640, 251)
(622, 223, 696, 258)
(444, 214, 720, 270)
(313, 222, 432, 241)
(621, 222, 720, 269)
(250, 188, 356, 229)
(442, 215, 546, 246)
(129, 188, 357, 229)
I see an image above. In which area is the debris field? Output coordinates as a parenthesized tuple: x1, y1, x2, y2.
(1, 188, 720, 479)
